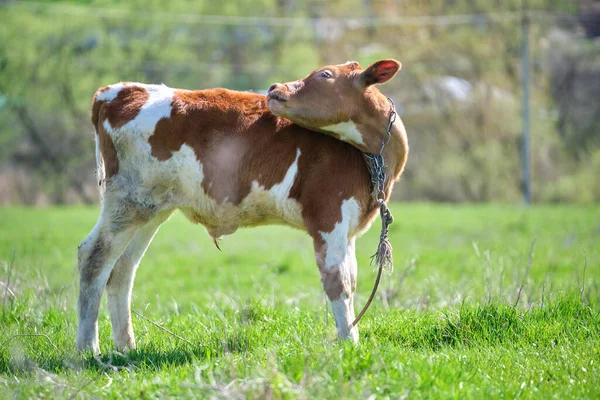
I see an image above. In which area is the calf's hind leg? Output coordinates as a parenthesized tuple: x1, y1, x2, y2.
(76, 198, 148, 354)
(106, 212, 171, 351)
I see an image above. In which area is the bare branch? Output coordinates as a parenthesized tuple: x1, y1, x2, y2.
(133, 310, 194, 347)
(0, 333, 59, 351)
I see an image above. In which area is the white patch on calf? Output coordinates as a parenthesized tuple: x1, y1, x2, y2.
(128, 85, 175, 136)
(96, 82, 134, 102)
(267, 148, 301, 203)
(325, 235, 359, 342)
(103, 119, 114, 134)
(321, 121, 365, 146)
(319, 197, 360, 269)
(319, 201, 360, 341)
(242, 148, 303, 230)
(331, 295, 359, 343)
(103, 84, 175, 137)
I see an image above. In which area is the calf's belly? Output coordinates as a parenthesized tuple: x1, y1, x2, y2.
(113, 140, 305, 238)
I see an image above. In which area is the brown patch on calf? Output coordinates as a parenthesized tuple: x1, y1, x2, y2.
(91, 85, 150, 180)
(104, 86, 149, 129)
(288, 133, 377, 236)
(91, 87, 109, 128)
(97, 121, 119, 179)
(313, 240, 344, 301)
(321, 266, 344, 301)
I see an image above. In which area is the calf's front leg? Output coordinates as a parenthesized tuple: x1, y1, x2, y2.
(314, 236, 359, 342)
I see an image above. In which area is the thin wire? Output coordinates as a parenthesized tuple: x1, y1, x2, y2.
(2, 2, 578, 27)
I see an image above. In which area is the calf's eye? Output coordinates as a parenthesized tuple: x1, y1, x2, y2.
(319, 71, 332, 79)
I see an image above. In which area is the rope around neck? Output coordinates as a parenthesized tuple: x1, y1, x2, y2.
(350, 98, 396, 330)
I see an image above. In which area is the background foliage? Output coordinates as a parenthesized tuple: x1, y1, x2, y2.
(0, 0, 598, 204)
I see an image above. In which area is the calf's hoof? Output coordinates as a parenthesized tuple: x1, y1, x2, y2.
(337, 326, 359, 344)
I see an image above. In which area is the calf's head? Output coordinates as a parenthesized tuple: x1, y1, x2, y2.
(267, 59, 401, 152)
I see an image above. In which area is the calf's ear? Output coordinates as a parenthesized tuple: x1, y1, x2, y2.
(357, 59, 402, 88)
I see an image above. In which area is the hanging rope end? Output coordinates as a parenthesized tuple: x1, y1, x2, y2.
(370, 203, 394, 273)
(371, 236, 393, 272)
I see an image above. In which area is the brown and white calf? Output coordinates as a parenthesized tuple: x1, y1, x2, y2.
(77, 59, 408, 353)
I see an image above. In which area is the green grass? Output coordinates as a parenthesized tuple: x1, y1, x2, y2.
(0, 204, 598, 398)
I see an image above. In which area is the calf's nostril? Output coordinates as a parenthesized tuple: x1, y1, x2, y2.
(268, 83, 279, 93)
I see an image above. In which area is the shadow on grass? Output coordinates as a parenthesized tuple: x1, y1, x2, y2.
(1, 332, 256, 375)
(1, 347, 203, 375)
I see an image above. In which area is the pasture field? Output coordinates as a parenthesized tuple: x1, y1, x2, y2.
(0, 204, 598, 399)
